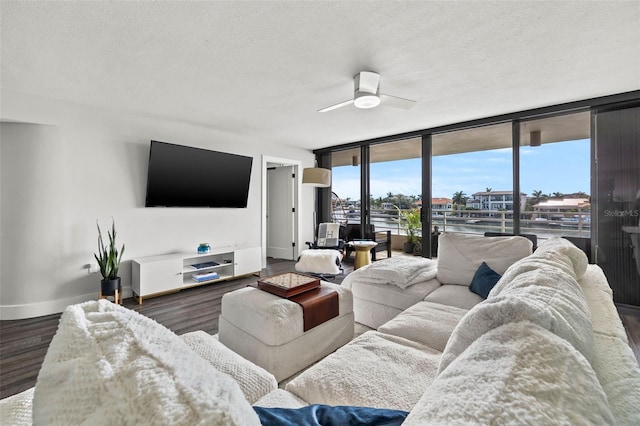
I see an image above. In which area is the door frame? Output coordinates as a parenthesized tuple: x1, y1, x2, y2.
(261, 156, 301, 268)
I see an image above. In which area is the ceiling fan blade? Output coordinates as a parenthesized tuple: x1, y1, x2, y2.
(379, 93, 417, 110)
(356, 71, 380, 94)
(318, 99, 354, 113)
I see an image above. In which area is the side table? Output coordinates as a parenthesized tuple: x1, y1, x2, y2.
(349, 241, 378, 269)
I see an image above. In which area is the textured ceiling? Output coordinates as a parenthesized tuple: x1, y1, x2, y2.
(1, 1, 639, 151)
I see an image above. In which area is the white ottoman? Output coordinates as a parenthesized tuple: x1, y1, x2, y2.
(218, 282, 354, 382)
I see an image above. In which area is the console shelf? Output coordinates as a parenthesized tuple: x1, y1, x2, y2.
(132, 246, 261, 304)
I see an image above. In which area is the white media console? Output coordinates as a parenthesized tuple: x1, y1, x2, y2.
(131, 246, 261, 304)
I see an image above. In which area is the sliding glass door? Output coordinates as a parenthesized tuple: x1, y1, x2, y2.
(370, 138, 422, 253)
(331, 148, 361, 226)
(594, 106, 640, 305)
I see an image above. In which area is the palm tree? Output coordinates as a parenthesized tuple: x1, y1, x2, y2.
(531, 190, 545, 205)
(485, 187, 492, 192)
(386, 192, 394, 202)
(452, 191, 467, 216)
(552, 192, 564, 199)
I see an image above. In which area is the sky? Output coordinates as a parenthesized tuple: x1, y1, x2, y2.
(332, 139, 590, 201)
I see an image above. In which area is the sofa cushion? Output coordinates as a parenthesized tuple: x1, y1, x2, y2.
(32, 300, 260, 426)
(468, 261, 501, 298)
(347, 278, 441, 311)
(351, 298, 405, 329)
(578, 265, 627, 340)
(580, 265, 640, 425)
(253, 389, 308, 409)
(436, 233, 532, 285)
(590, 333, 640, 425)
(403, 322, 614, 425)
(377, 301, 468, 352)
(285, 331, 441, 412)
(341, 256, 437, 289)
(180, 330, 277, 404)
(423, 284, 484, 310)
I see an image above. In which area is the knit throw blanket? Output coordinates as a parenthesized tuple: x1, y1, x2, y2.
(32, 300, 260, 425)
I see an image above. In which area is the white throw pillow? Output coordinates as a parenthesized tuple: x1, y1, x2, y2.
(436, 233, 532, 286)
(404, 322, 614, 425)
(33, 300, 260, 426)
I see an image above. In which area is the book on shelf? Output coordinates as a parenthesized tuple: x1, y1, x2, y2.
(192, 271, 220, 282)
(191, 261, 219, 269)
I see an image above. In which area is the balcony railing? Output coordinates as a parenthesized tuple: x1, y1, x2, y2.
(332, 208, 590, 240)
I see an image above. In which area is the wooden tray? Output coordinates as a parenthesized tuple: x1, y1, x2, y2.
(289, 287, 339, 331)
(257, 272, 320, 298)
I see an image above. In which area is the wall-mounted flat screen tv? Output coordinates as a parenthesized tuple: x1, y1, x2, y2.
(145, 141, 253, 208)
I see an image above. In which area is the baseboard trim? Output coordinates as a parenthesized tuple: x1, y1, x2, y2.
(0, 286, 133, 320)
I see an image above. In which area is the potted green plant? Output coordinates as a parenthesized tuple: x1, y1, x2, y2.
(402, 208, 422, 253)
(412, 236, 423, 256)
(95, 219, 125, 303)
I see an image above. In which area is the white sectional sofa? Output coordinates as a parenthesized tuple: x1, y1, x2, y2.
(2, 234, 640, 425)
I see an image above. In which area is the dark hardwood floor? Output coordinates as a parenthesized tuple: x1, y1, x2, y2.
(618, 303, 640, 363)
(1, 257, 639, 400)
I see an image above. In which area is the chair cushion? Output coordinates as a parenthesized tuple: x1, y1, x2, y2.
(295, 249, 342, 275)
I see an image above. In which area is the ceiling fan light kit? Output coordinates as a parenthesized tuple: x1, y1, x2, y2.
(353, 91, 380, 109)
(319, 71, 416, 113)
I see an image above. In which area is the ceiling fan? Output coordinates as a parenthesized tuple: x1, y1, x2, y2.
(318, 71, 417, 113)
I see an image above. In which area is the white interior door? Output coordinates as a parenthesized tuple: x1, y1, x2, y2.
(267, 166, 295, 259)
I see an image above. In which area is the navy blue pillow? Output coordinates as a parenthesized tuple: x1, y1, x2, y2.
(253, 404, 409, 426)
(469, 261, 502, 299)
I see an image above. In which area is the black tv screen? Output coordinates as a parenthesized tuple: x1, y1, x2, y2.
(145, 141, 253, 208)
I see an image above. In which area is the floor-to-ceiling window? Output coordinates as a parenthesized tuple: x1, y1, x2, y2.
(315, 93, 640, 304)
(519, 112, 591, 244)
(370, 138, 422, 251)
(322, 114, 592, 246)
(331, 148, 361, 225)
(431, 123, 514, 236)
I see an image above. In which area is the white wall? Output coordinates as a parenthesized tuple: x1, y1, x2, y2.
(0, 90, 316, 319)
